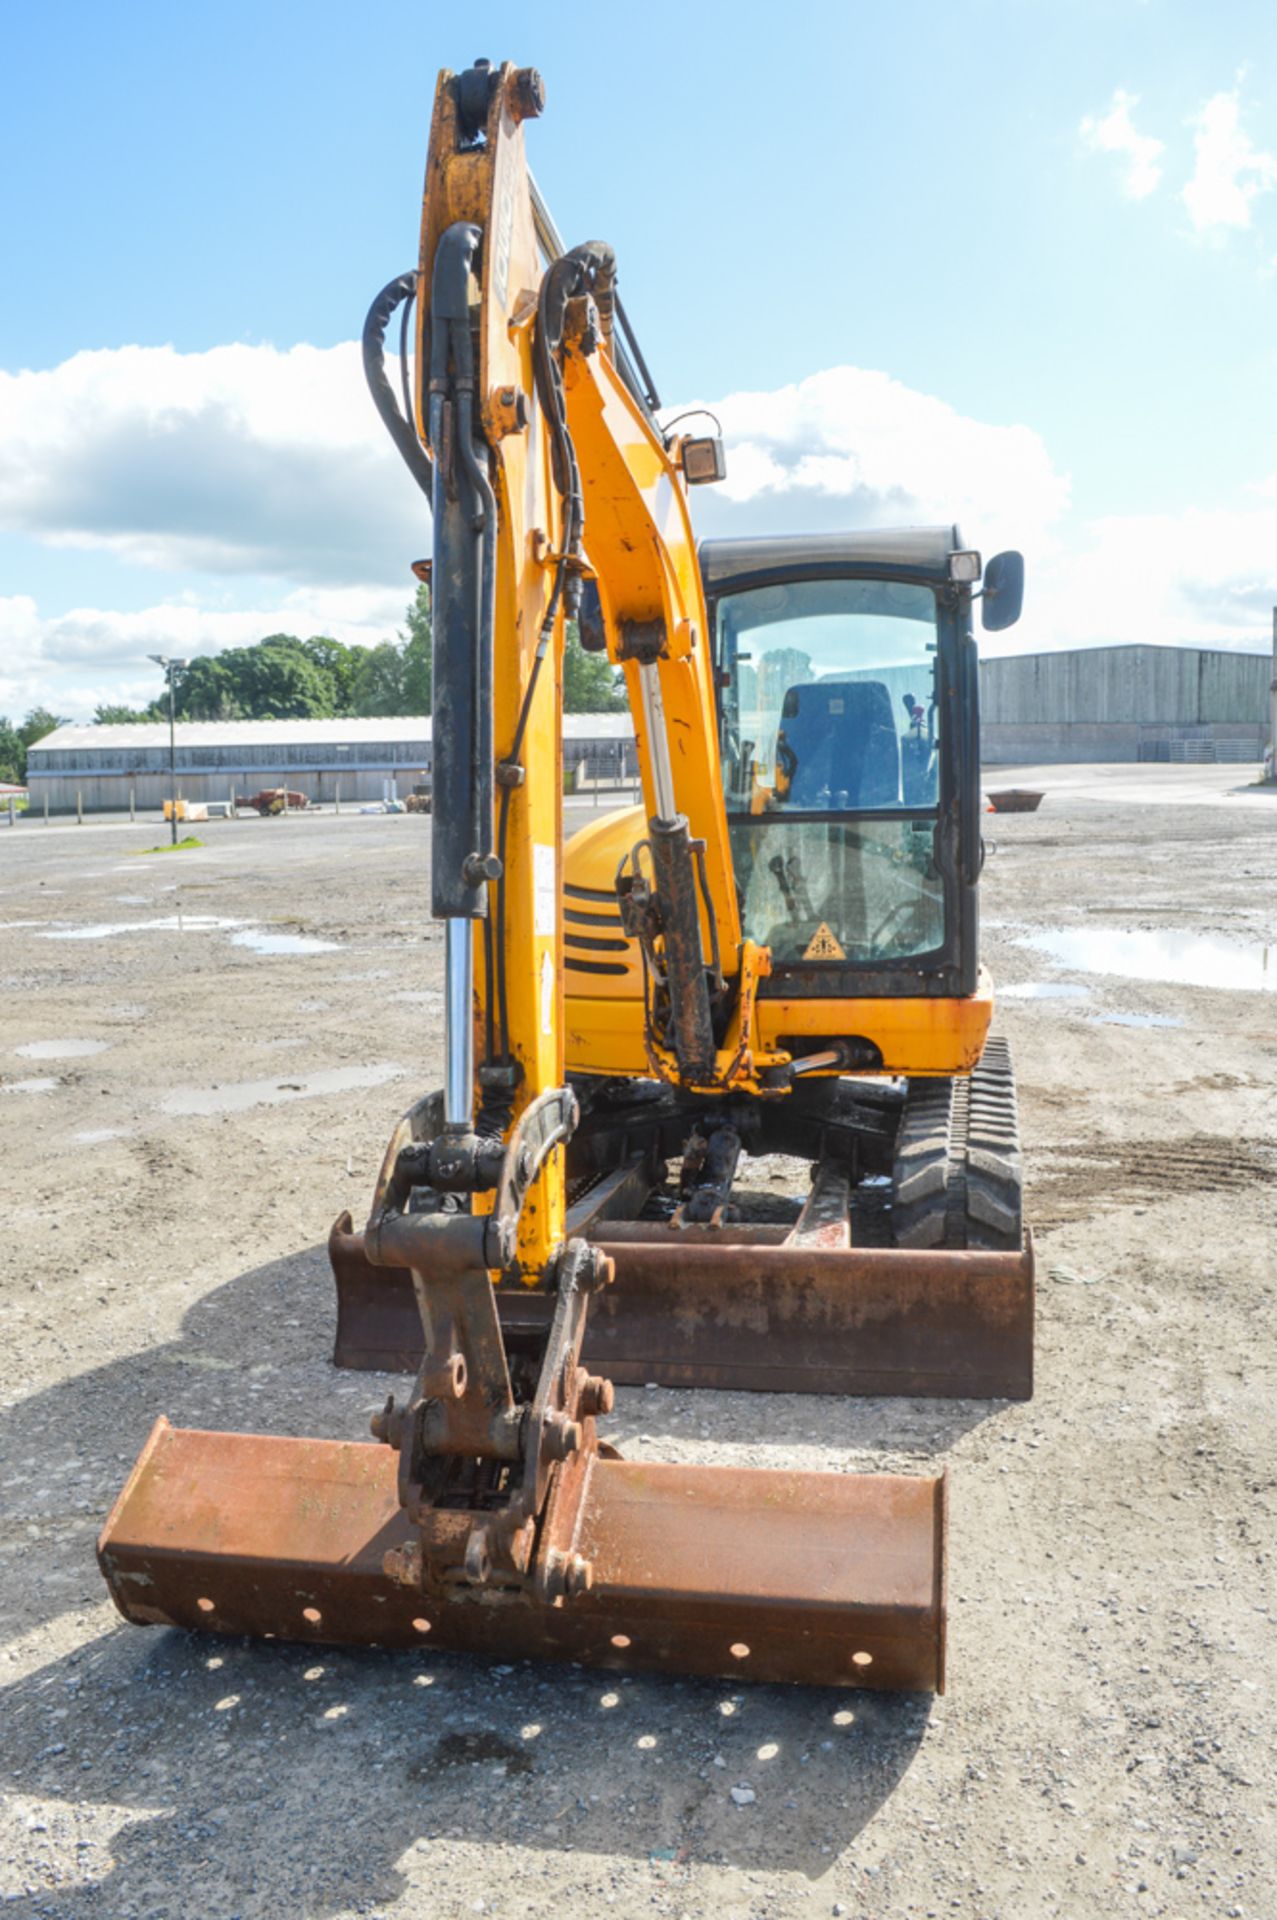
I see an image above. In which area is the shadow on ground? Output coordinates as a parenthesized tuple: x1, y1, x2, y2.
(0, 1242, 973, 1908)
(4, 1624, 931, 1910)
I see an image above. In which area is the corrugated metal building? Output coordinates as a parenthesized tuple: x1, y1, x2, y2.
(26, 715, 639, 814)
(979, 643, 1272, 764)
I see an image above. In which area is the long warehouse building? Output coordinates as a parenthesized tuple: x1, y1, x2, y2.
(26, 715, 639, 814)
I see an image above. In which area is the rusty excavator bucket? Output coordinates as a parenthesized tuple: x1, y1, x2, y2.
(100, 1094, 956, 1692)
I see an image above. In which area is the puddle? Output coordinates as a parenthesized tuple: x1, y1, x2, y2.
(1020, 927, 1276, 993)
(1088, 1011, 1184, 1030)
(72, 1127, 131, 1145)
(41, 915, 244, 942)
(1001, 982, 1092, 1002)
(230, 930, 342, 956)
(15, 1038, 110, 1060)
(160, 1061, 407, 1117)
(1, 1078, 59, 1096)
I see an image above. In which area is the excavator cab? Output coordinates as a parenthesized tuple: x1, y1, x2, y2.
(709, 534, 981, 984)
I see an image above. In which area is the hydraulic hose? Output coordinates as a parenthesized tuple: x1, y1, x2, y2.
(362, 273, 433, 500)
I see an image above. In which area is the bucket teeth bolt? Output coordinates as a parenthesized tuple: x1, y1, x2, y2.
(508, 66, 546, 124)
(371, 1394, 405, 1447)
(541, 1412, 583, 1461)
(577, 1372, 614, 1419)
(383, 1539, 422, 1588)
(542, 1547, 594, 1601)
(587, 1249, 616, 1291)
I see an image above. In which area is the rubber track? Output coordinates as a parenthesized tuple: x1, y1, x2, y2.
(891, 1035, 1023, 1250)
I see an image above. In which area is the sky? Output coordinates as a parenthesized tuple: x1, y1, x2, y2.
(3, 0, 1277, 722)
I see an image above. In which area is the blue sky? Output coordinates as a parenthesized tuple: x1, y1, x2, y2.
(4, 0, 1277, 718)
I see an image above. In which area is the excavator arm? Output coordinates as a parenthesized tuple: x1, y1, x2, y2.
(414, 61, 774, 1146)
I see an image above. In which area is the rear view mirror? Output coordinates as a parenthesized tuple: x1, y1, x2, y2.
(981, 550, 1024, 631)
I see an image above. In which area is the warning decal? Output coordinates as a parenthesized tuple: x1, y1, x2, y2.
(802, 922, 847, 961)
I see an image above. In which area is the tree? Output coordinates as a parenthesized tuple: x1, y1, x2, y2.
(170, 655, 243, 721)
(0, 718, 23, 785)
(94, 702, 155, 725)
(563, 626, 625, 713)
(350, 642, 407, 716)
(400, 584, 433, 713)
(298, 635, 360, 711)
(19, 707, 66, 748)
(233, 636, 338, 718)
(171, 638, 334, 721)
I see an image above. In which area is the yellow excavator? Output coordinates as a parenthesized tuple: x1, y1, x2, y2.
(99, 60, 1033, 1693)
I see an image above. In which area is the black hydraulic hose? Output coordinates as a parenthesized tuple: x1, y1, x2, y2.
(489, 246, 593, 1061)
(362, 273, 433, 499)
(398, 291, 415, 448)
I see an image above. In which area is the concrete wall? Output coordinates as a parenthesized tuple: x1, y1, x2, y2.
(980, 722, 1268, 765)
(981, 645, 1270, 727)
(978, 645, 1272, 763)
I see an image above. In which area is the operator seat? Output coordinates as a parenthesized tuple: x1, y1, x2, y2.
(776, 679, 900, 808)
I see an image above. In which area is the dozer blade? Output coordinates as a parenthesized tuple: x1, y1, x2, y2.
(331, 1215, 1034, 1400)
(99, 1417, 947, 1691)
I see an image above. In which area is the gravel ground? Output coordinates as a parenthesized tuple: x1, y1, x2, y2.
(1, 776, 1274, 1920)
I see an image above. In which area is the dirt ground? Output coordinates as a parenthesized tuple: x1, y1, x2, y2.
(1, 769, 1274, 1920)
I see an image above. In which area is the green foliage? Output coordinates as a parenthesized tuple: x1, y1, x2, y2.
(0, 718, 22, 785)
(563, 625, 625, 713)
(131, 836, 205, 854)
(19, 706, 65, 746)
(350, 642, 408, 716)
(399, 583, 433, 714)
(349, 585, 432, 716)
(297, 635, 360, 710)
(94, 702, 155, 725)
(172, 637, 336, 721)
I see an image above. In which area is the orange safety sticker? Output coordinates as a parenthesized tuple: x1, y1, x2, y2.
(802, 922, 846, 961)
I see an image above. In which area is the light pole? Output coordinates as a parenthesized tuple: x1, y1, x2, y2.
(148, 654, 188, 844)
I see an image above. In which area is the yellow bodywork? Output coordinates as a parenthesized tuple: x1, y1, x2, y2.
(563, 807, 992, 1078)
(412, 61, 995, 1285)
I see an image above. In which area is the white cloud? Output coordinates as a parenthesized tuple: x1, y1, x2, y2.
(1182, 88, 1277, 234)
(1080, 90, 1165, 200)
(688, 366, 1069, 561)
(0, 585, 409, 721)
(4, 334, 1273, 724)
(1028, 498, 1277, 655)
(0, 342, 425, 585)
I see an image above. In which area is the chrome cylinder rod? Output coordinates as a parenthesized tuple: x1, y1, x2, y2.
(637, 660, 678, 824)
(444, 917, 475, 1127)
